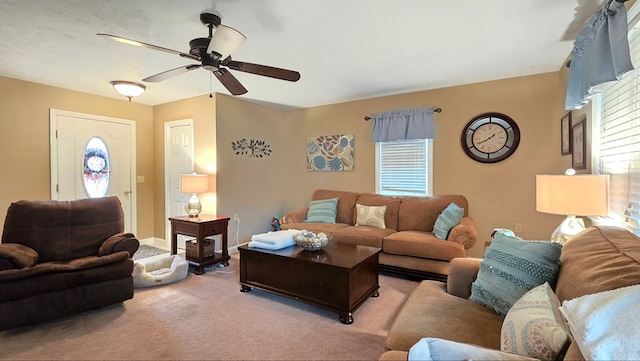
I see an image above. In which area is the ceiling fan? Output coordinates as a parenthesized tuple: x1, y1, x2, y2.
(98, 12, 300, 96)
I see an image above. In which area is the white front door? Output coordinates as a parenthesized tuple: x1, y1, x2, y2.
(164, 119, 195, 248)
(50, 109, 137, 234)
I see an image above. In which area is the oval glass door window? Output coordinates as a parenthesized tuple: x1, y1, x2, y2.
(83, 137, 110, 198)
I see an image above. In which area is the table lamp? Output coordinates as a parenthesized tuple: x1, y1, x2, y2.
(180, 173, 209, 217)
(536, 172, 609, 244)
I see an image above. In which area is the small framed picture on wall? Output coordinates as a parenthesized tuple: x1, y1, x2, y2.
(571, 116, 586, 169)
(561, 112, 572, 155)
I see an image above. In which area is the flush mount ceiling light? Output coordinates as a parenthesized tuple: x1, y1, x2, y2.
(110, 80, 146, 102)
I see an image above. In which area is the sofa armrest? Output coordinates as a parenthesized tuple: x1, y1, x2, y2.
(446, 257, 482, 298)
(0, 243, 39, 270)
(284, 208, 309, 224)
(98, 232, 139, 257)
(447, 216, 477, 249)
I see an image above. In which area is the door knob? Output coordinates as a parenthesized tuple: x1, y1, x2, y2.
(123, 190, 132, 195)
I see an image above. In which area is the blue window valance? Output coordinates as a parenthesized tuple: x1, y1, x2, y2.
(565, 0, 634, 110)
(371, 107, 436, 142)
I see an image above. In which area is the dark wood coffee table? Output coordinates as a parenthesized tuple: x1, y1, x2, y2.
(239, 242, 381, 324)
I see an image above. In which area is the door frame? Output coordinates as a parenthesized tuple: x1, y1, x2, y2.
(164, 118, 195, 245)
(49, 109, 137, 234)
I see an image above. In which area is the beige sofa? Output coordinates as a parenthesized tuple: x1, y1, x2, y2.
(283, 189, 478, 281)
(380, 226, 640, 360)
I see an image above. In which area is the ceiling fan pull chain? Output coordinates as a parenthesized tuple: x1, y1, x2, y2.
(209, 72, 213, 98)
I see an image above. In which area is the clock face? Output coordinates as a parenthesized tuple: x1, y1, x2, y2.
(461, 113, 520, 163)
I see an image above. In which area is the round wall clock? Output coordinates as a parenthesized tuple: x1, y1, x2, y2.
(461, 112, 520, 163)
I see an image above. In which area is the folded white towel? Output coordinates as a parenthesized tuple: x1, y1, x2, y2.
(248, 239, 294, 250)
(250, 229, 300, 245)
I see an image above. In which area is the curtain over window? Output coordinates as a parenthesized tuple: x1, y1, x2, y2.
(371, 107, 435, 142)
(566, 0, 634, 110)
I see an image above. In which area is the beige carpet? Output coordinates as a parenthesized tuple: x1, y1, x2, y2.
(0, 254, 419, 360)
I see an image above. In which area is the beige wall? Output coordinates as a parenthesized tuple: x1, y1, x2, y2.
(215, 72, 569, 257)
(215, 94, 289, 247)
(0, 76, 155, 238)
(1, 71, 573, 258)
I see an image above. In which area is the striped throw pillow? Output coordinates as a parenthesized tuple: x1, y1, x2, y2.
(304, 198, 338, 224)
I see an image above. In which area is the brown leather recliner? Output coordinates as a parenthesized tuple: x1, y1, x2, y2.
(0, 196, 139, 330)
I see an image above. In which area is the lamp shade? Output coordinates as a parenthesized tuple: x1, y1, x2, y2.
(536, 174, 610, 216)
(207, 25, 246, 60)
(180, 173, 209, 194)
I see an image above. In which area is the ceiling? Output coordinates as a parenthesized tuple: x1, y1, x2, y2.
(0, 0, 597, 110)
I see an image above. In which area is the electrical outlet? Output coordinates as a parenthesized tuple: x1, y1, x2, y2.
(515, 223, 522, 232)
(233, 213, 240, 222)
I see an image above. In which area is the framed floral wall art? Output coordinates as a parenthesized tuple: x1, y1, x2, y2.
(307, 134, 354, 171)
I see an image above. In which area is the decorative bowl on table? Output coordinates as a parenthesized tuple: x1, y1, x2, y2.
(293, 230, 330, 251)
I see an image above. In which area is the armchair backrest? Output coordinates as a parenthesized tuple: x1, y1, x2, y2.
(1, 197, 124, 262)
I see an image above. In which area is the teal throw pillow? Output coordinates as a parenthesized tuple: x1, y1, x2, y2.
(469, 233, 562, 316)
(305, 198, 338, 224)
(433, 202, 464, 239)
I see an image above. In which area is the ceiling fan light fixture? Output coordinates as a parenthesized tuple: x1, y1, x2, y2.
(110, 80, 146, 101)
(208, 25, 246, 60)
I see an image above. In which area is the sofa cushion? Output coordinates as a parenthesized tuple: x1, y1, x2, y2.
(305, 198, 338, 223)
(397, 195, 468, 232)
(1, 197, 125, 262)
(433, 202, 464, 239)
(312, 189, 359, 225)
(555, 226, 640, 302)
(385, 280, 504, 352)
(501, 282, 570, 361)
(355, 193, 401, 230)
(0, 253, 133, 302)
(333, 226, 395, 248)
(469, 233, 562, 316)
(355, 204, 387, 229)
(383, 231, 466, 261)
(282, 222, 349, 235)
(559, 283, 640, 361)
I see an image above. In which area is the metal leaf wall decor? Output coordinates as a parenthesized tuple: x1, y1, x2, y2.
(231, 138, 272, 158)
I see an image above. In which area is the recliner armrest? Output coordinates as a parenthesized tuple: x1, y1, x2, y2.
(0, 243, 39, 270)
(446, 257, 482, 298)
(98, 232, 139, 257)
(447, 216, 477, 249)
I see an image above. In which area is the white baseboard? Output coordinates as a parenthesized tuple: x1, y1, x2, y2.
(228, 242, 249, 255)
(138, 237, 165, 246)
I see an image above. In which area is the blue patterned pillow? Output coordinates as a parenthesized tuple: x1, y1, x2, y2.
(305, 198, 338, 224)
(433, 202, 464, 239)
(469, 233, 562, 316)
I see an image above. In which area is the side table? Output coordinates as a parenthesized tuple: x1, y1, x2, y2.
(169, 215, 230, 275)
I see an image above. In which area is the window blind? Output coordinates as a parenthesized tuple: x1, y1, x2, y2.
(599, 23, 640, 233)
(377, 139, 428, 196)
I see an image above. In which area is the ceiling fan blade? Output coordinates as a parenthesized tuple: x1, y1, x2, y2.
(143, 64, 201, 82)
(97, 33, 199, 61)
(213, 68, 248, 95)
(225, 60, 300, 82)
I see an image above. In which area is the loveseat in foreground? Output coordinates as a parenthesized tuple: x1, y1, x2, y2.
(283, 189, 477, 280)
(0, 197, 139, 330)
(380, 226, 640, 360)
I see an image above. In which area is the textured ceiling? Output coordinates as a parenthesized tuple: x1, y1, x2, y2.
(0, 0, 592, 110)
